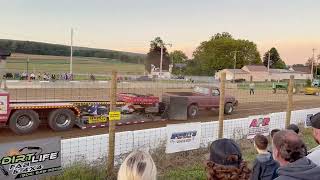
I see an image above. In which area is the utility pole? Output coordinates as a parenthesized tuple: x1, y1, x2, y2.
(26, 57, 30, 81)
(70, 28, 74, 74)
(312, 48, 316, 80)
(160, 45, 163, 77)
(267, 51, 271, 73)
(233, 51, 239, 83)
(268, 51, 271, 81)
(316, 54, 319, 77)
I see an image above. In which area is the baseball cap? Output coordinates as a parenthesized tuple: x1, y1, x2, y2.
(310, 112, 320, 129)
(209, 138, 242, 167)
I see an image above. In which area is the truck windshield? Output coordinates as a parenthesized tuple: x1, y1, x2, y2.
(193, 86, 210, 95)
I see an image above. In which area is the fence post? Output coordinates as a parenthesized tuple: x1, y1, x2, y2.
(286, 75, 294, 128)
(107, 70, 117, 176)
(218, 72, 226, 138)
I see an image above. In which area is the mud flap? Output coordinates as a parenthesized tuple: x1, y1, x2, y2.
(167, 96, 188, 120)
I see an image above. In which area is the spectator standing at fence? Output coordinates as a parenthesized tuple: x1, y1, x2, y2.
(118, 150, 157, 180)
(251, 134, 279, 180)
(268, 129, 280, 153)
(286, 124, 299, 134)
(37, 72, 41, 80)
(272, 130, 320, 180)
(30, 73, 35, 80)
(249, 82, 255, 95)
(205, 139, 251, 180)
(307, 112, 320, 166)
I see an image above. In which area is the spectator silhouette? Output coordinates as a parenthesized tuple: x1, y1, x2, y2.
(251, 134, 279, 180)
(286, 124, 299, 134)
(272, 130, 320, 180)
(307, 112, 320, 166)
(205, 138, 251, 180)
(118, 150, 157, 180)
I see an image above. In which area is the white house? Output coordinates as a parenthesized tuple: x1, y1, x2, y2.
(215, 65, 312, 82)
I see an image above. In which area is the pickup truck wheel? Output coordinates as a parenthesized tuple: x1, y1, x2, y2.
(187, 105, 198, 119)
(224, 103, 234, 115)
(48, 109, 75, 131)
(9, 110, 40, 134)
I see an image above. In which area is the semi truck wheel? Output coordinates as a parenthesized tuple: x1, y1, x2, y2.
(48, 109, 75, 131)
(224, 103, 234, 115)
(9, 110, 40, 134)
(187, 105, 198, 119)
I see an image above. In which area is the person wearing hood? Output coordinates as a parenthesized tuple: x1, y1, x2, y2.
(307, 112, 320, 166)
(251, 134, 279, 180)
(272, 130, 320, 180)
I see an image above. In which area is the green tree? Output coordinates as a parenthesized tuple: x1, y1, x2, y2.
(263, 47, 286, 69)
(191, 33, 261, 76)
(169, 50, 188, 75)
(170, 50, 187, 64)
(145, 37, 170, 72)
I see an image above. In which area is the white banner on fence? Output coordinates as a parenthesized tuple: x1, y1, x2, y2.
(247, 115, 271, 139)
(166, 122, 201, 154)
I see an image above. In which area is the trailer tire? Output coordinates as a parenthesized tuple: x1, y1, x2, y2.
(224, 103, 234, 115)
(48, 109, 75, 131)
(9, 110, 40, 134)
(187, 104, 198, 119)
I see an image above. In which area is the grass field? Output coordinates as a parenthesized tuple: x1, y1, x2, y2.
(5, 53, 145, 74)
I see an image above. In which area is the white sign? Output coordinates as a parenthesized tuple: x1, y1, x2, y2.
(247, 115, 270, 139)
(166, 122, 201, 154)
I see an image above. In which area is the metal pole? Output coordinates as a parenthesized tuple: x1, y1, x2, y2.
(268, 51, 271, 81)
(286, 75, 294, 128)
(218, 72, 226, 138)
(160, 45, 163, 78)
(107, 70, 117, 176)
(316, 55, 318, 77)
(27, 57, 29, 81)
(233, 51, 237, 83)
(70, 28, 73, 74)
(267, 52, 270, 73)
(312, 49, 315, 80)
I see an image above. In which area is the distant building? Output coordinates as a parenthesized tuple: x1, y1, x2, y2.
(215, 65, 312, 81)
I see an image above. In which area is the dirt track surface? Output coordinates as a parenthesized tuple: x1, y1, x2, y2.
(1, 99, 320, 143)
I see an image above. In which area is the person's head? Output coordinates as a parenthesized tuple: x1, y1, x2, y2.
(118, 150, 157, 180)
(254, 134, 268, 153)
(310, 112, 320, 144)
(206, 139, 251, 180)
(287, 124, 300, 134)
(270, 129, 280, 139)
(272, 130, 307, 166)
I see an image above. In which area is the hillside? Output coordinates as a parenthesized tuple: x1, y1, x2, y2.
(0, 39, 146, 64)
(5, 53, 145, 75)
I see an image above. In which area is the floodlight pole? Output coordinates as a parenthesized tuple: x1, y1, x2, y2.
(70, 28, 74, 74)
(312, 48, 316, 80)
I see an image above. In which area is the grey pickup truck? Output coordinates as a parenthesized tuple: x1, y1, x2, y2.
(162, 86, 238, 119)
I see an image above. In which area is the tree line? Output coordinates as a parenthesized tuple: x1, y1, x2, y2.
(146, 32, 287, 76)
(0, 39, 145, 64)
